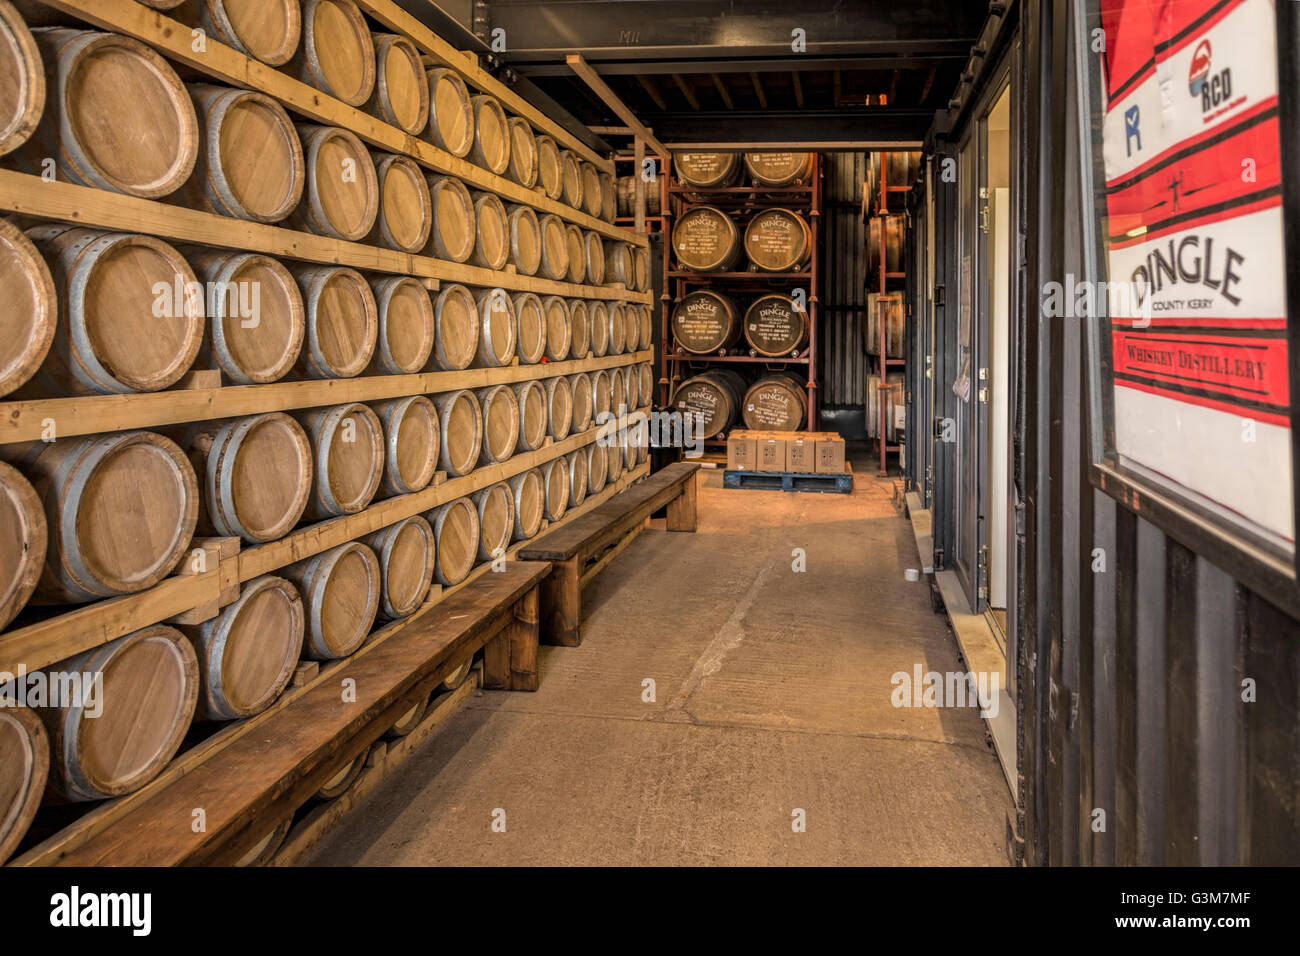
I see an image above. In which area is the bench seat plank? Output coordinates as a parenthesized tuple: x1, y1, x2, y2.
(55, 561, 550, 867)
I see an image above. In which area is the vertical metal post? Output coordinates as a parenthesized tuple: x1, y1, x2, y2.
(634, 136, 647, 235)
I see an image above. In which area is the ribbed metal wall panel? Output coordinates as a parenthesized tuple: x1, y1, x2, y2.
(819, 152, 868, 409)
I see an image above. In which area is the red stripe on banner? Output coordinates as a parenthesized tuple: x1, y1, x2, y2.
(1115, 378, 1290, 426)
(1112, 329, 1290, 406)
(1101, 0, 1242, 103)
(1107, 191, 1281, 248)
(1103, 96, 1277, 181)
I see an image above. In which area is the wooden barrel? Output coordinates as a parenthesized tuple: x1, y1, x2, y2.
(506, 203, 541, 275)
(294, 0, 375, 106)
(39, 624, 198, 802)
(675, 152, 741, 188)
(370, 275, 434, 374)
(866, 372, 906, 441)
(564, 222, 586, 284)
(513, 291, 546, 365)
(743, 374, 808, 431)
(585, 440, 607, 494)
(744, 294, 807, 357)
(441, 659, 472, 689)
(373, 395, 439, 496)
(567, 299, 591, 358)
(426, 67, 473, 157)
(607, 301, 627, 356)
(476, 383, 520, 465)
(580, 161, 602, 218)
(0, 705, 47, 864)
(639, 364, 654, 409)
(181, 574, 303, 720)
(541, 457, 569, 522)
(638, 305, 653, 354)
(673, 206, 740, 272)
(315, 752, 365, 800)
(866, 291, 906, 357)
(512, 380, 548, 453)
(672, 369, 745, 439)
(616, 176, 662, 216)
(235, 818, 292, 866)
(295, 402, 384, 519)
(508, 469, 544, 540)
(744, 151, 815, 186)
(283, 540, 380, 659)
(366, 33, 427, 135)
(568, 372, 593, 432)
(535, 134, 562, 200)
(625, 419, 641, 471)
(431, 283, 478, 371)
(428, 497, 479, 585)
(542, 295, 571, 362)
(427, 174, 475, 263)
(590, 368, 611, 419)
(868, 214, 906, 275)
(434, 389, 484, 477)
(29, 226, 203, 395)
(383, 696, 427, 739)
(0, 0, 43, 158)
(633, 246, 650, 292)
(473, 287, 517, 367)
(0, 218, 55, 397)
(23, 28, 198, 198)
(538, 213, 569, 280)
(192, 412, 313, 543)
(188, 0, 301, 67)
(362, 515, 435, 620)
(507, 116, 537, 187)
(600, 172, 617, 222)
(609, 366, 626, 414)
(181, 84, 304, 223)
(545, 374, 573, 441)
(744, 207, 811, 272)
(291, 124, 379, 241)
(584, 231, 605, 285)
(566, 449, 588, 507)
(559, 149, 582, 209)
(0, 461, 44, 631)
(15, 0, 186, 23)
(469, 190, 509, 270)
(292, 264, 378, 379)
(372, 153, 432, 253)
(624, 363, 639, 411)
(605, 436, 622, 482)
(623, 302, 641, 353)
(17, 431, 197, 603)
(469, 93, 510, 174)
(191, 250, 304, 385)
(472, 482, 514, 561)
(604, 241, 633, 287)
(589, 300, 610, 357)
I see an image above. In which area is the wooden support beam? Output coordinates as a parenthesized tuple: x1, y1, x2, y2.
(750, 71, 768, 109)
(634, 136, 647, 235)
(566, 54, 670, 160)
(636, 74, 668, 111)
(921, 67, 937, 104)
(711, 73, 734, 110)
(791, 71, 804, 108)
(888, 69, 900, 104)
(671, 73, 700, 110)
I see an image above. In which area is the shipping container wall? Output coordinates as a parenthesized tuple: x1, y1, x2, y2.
(820, 153, 870, 430)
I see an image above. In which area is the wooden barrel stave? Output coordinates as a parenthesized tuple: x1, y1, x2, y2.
(672, 206, 740, 272)
(541, 456, 568, 522)
(0, 705, 48, 863)
(535, 134, 562, 200)
(674, 152, 740, 188)
(0, 0, 44, 158)
(545, 373, 573, 441)
(473, 287, 517, 367)
(425, 67, 472, 157)
(369, 274, 435, 375)
(506, 116, 537, 187)
(0, 460, 45, 630)
(513, 291, 546, 365)
(744, 207, 811, 272)
(469, 190, 509, 271)
(567, 298, 591, 358)
(512, 379, 548, 453)
(469, 93, 510, 175)
(566, 448, 588, 508)
(506, 203, 541, 276)
(672, 369, 745, 439)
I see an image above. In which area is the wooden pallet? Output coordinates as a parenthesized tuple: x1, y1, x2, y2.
(722, 465, 854, 494)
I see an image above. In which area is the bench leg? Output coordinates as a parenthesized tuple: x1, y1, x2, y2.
(666, 473, 698, 532)
(539, 557, 582, 647)
(483, 586, 540, 691)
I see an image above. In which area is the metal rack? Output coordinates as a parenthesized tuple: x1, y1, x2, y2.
(866, 151, 911, 475)
(664, 156, 824, 442)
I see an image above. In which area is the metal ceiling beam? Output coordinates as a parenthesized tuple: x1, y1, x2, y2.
(511, 53, 969, 77)
(750, 72, 767, 109)
(647, 108, 934, 145)
(670, 73, 701, 110)
(636, 74, 668, 111)
(565, 54, 671, 159)
(710, 73, 734, 110)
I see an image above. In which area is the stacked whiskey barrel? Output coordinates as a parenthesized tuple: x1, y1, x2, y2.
(0, 0, 653, 864)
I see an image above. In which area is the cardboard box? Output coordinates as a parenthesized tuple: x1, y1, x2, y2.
(813, 433, 846, 474)
(786, 436, 817, 473)
(726, 430, 757, 471)
(757, 435, 787, 472)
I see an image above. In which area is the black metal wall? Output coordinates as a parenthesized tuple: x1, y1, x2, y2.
(918, 0, 1300, 865)
(819, 153, 870, 431)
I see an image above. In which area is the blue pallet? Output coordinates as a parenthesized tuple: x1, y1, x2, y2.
(722, 467, 853, 494)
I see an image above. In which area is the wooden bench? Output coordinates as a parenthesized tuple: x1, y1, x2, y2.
(518, 461, 700, 647)
(50, 561, 550, 866)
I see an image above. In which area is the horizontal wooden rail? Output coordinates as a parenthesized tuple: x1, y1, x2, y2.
(30, 0, 636, 244)
(0, 406, 653, 674)
(0, 345, 652, 445)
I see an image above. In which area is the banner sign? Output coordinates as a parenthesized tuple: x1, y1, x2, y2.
(1093, 0, 1292, 543)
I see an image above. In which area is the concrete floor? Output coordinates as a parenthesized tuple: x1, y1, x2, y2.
(303, 463, 1012, 866)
